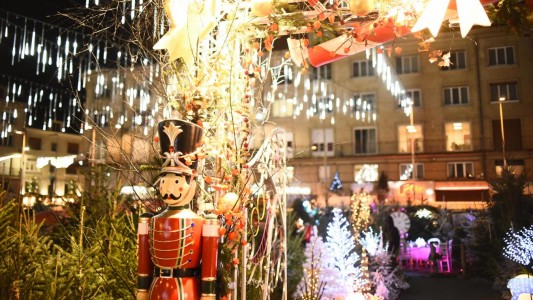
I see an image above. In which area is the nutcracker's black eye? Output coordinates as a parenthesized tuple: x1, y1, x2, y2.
(175, 180, 179, 184)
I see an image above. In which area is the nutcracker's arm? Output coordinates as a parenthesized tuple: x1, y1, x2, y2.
(200, 216, 220, 300)
(137, 213, 154, 300)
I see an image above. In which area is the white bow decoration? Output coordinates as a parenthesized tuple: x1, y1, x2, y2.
(287, 38, 309, 68)
(412, 0, 492, 38)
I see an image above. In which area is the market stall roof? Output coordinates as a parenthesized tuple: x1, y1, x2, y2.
(434, 180, 489, 191)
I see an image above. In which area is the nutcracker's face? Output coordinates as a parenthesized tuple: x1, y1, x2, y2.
(159, 172, 194, 206)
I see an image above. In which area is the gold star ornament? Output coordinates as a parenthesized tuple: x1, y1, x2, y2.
(153, 0, 217, 66)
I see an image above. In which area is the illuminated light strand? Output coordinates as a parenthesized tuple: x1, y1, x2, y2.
(0, 73, 79, 134)
(36, 155, 77, 169)
(266, 58, 378, 123)
(503, 225, 533, 266)
(367, 47, 412, 117)
(351, 192, 372, 239)
(360, 227, 387, 257)
(0, 10, 154, 136)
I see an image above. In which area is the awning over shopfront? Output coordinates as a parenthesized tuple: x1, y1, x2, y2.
(389, 181, 435, 204)
(434, 181, 489, 202)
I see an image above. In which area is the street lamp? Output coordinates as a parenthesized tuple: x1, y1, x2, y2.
(498, 97, 507, 168)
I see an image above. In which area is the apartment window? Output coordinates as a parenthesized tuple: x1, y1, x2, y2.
(488, 46, 515, 66)
(28, 137, 42, 150)
(444, 86, 469, 105)
(285, 131, 294, 159)
(312, 96, 333, 115)
(270, 93, 297, 118)
(51, 143, 57, 152)
(66, 164, 77, 175)
(354, 164, 379, 183)
(396, 55, 419, 74)
(102, 88, 112, 98)
(0, 160, 11, 176)
(490, 82, 518, 102)
(271, 98, 294, 117)
(95, 85, 113, 98)
(448, 162, 474, 178)
(445, 122, 472, 151)
(398, 89, 421, 108)
(441, 50, 467, 70)
(312, 64, 332, 80)
(492, 119, 522, 151)
(26, 159, 37, 172)
(354, 128, 377, 154)
(285, 166, 295, 183)
(399, 163, 424, 180)
(0, 135, 13, 147)
(318, 165, 332, 183)
(64, 183, 73, 195)
(398, 124, 423, 153)
(352, 60, 374, 78)
(52, 121, 62, 132)
(67, 143, 79, 154)
(495, 159, 524, 176)
(352, 93, 376, 112)
(311, 128, 334, 157)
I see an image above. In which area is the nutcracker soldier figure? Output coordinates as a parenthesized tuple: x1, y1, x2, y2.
(137, 119, 219, 300)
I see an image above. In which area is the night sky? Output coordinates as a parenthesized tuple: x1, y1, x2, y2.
(0, 0, 75, 21)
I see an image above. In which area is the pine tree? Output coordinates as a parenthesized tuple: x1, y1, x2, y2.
(323, 209, 360, 299)
(0, 201, 56, 299)
(48, 205, 137, 299)
(329, 171, 343, 193)
(0, 179, 138, 299)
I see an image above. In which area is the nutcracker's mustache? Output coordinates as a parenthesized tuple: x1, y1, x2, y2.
(162, 193, 181, 200)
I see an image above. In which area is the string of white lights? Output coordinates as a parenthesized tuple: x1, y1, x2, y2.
(0, 9, 157, 138)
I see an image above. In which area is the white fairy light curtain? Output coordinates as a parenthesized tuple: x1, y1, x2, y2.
(265, 58, 377, 124)
(82, 66, 161, 136)
(264, 45, 417, 124)
(84, 0, 146, 24)
(0, 73, 82, 134)
(0, 8, 157, 140)
(366, 47, 414, 117)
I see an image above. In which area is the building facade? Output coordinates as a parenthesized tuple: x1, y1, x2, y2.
(4, 26, 530, 210)
(0, 105, 85, 206)
(263, 26, 533, 210)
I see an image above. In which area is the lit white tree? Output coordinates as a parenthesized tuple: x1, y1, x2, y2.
(360, 227, 388, 257)
(323, 209, 360, 299)
(504, 225, 533, 267)
(361, 227, 409, 300)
